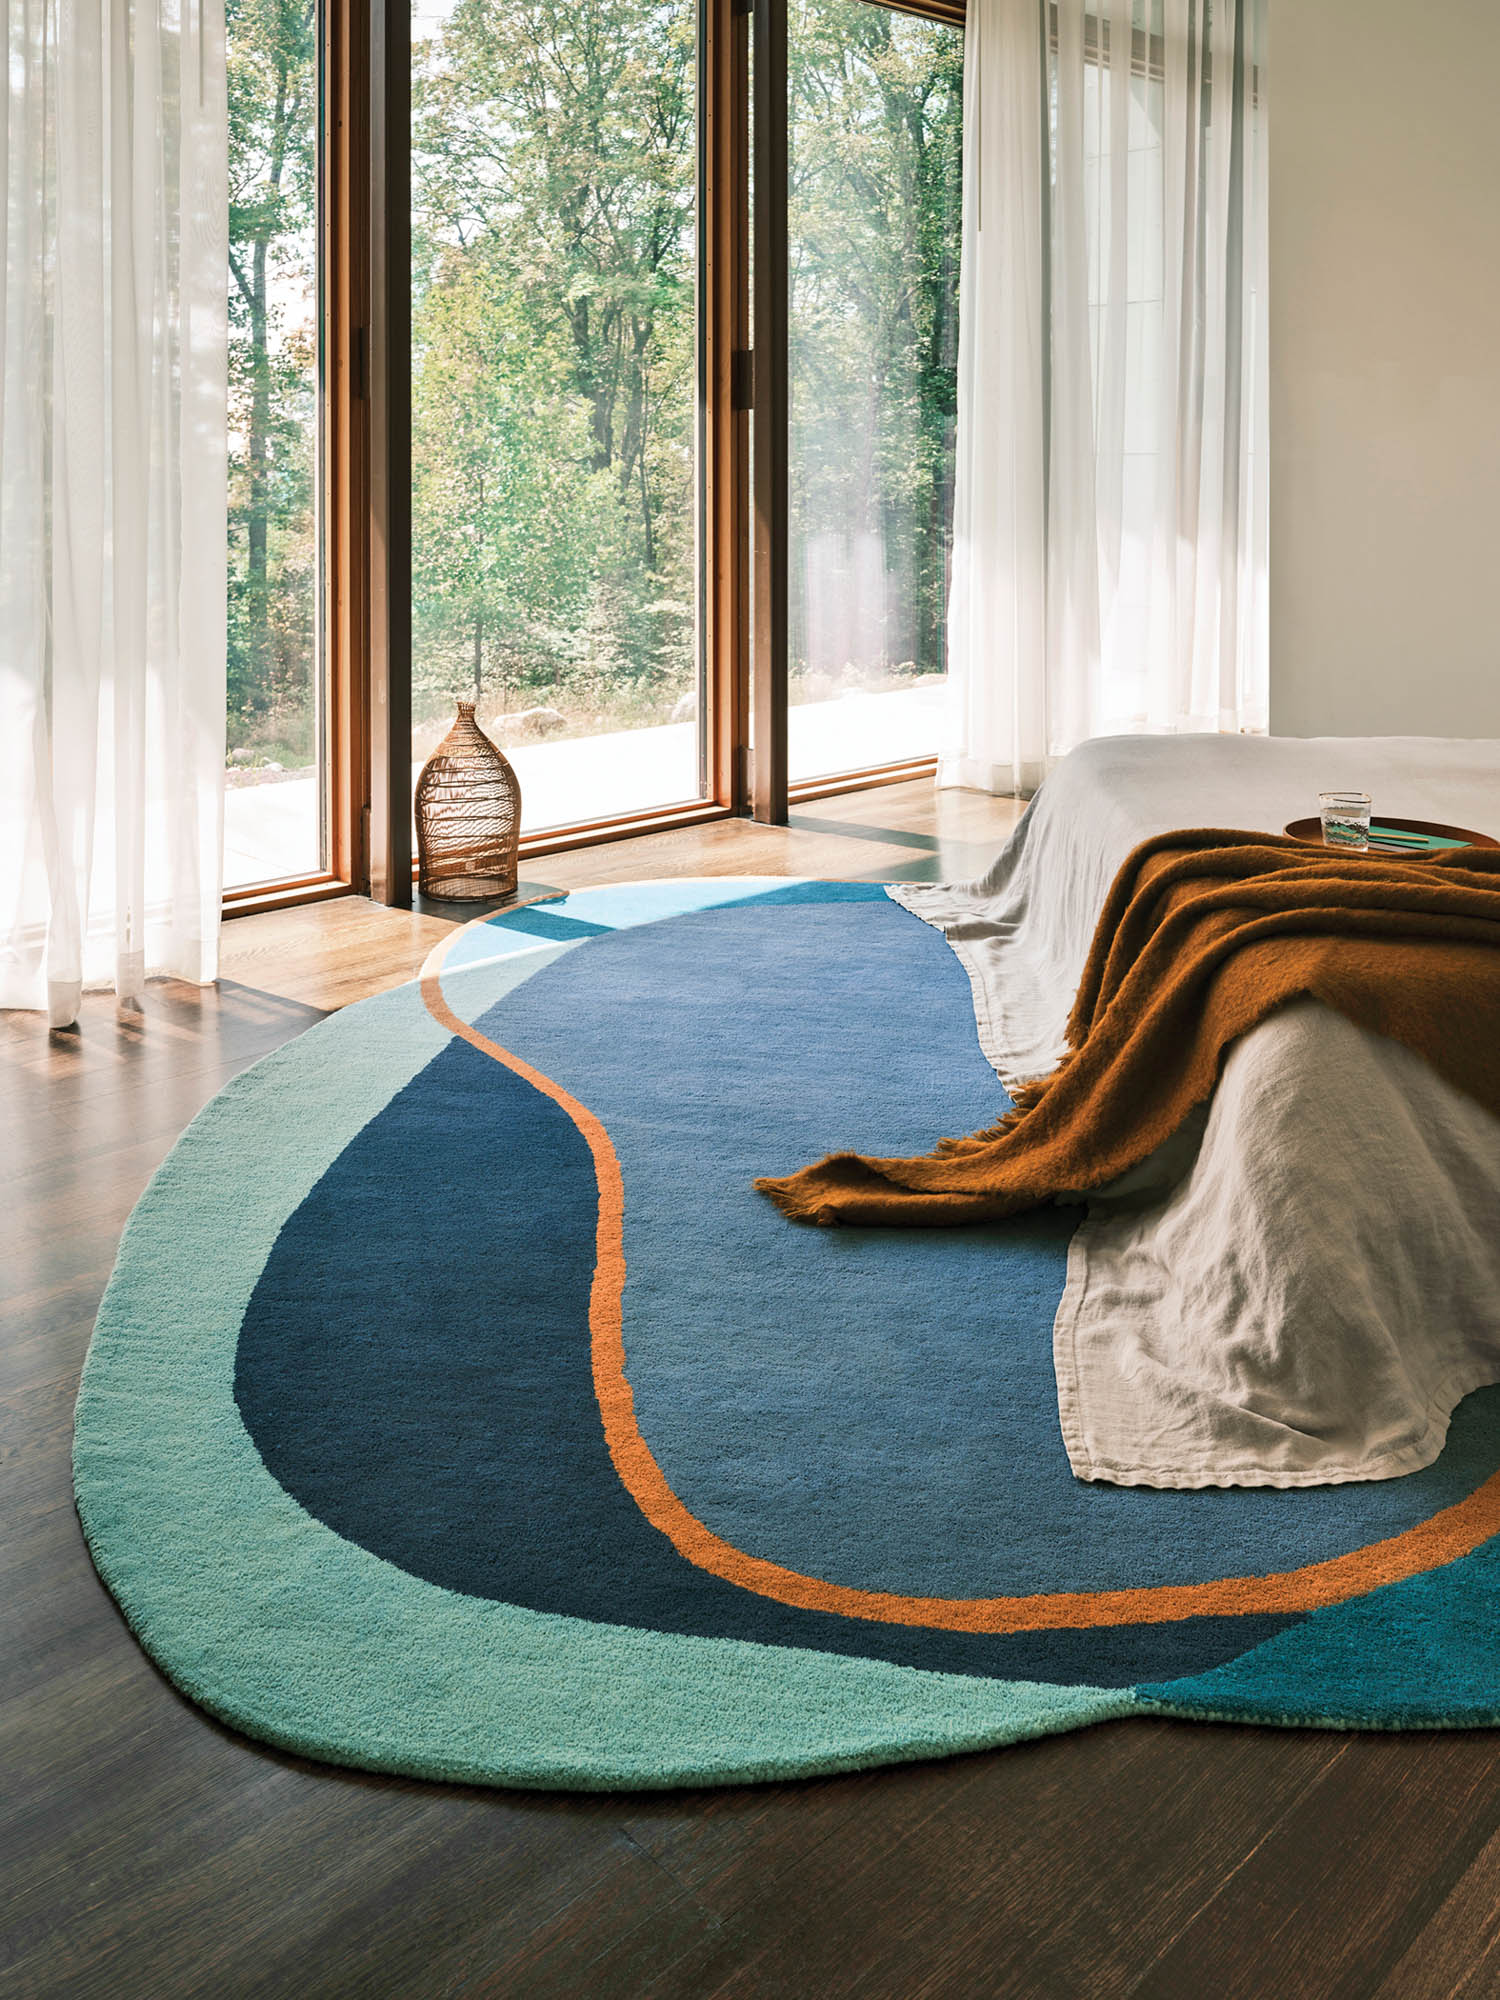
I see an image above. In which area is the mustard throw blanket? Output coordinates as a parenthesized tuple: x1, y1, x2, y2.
(755, 830, 1500, 1227)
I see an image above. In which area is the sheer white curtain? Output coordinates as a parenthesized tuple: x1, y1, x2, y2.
(1, 0, 228, 1026)
(943, 0, 1268, 797)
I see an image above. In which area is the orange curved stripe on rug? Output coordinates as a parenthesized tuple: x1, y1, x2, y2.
(419, 914, 1500, 1635)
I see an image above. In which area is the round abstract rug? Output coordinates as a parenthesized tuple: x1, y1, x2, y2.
(75, 878, 1500, 1790)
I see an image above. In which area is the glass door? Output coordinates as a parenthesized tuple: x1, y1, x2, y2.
(224, 0, 326, 889)
(409, 0, 705, 837)
(784, 0, 962, 787)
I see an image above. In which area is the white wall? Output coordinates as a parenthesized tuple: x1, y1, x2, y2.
(1269, 0, 1500, 739)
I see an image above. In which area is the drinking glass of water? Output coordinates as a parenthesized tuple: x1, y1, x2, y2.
(1319, 791, 1373, 850)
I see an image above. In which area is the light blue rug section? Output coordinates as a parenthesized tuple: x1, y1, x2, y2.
(462, 894, 1500, 1599)
(442, 876, 823, 975)
(73, 884, 1134, 1790)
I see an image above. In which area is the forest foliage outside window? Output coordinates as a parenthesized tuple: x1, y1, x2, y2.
(410, 0, 700, 830)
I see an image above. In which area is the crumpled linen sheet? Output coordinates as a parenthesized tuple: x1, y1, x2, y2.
(893, 732, 1500, 1488)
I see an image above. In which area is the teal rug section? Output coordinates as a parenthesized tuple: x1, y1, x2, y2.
(1141, 1536, 1500, 1732)
(73, 878, 1500, 1789)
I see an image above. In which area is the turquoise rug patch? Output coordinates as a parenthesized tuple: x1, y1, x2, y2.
(74, 879, 1500, 1789)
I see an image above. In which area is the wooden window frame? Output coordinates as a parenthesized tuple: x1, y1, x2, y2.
(747, 0, 960, 824)
(223, 0, 375, 919)
(223, 0, 963, 919)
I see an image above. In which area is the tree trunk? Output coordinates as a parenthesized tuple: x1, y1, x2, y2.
(566, 291, 618, 472)
(620, 320, 655, 569)
(245, 39, 296, 718)
(247, 233, 271, 701)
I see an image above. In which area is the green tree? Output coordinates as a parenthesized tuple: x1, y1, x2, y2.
(410, 0, 697, 732)
(411, 252, 608, 711)
(226, 0, 318, 759)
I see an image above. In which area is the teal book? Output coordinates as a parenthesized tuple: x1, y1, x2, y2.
(1367, 824, 1470, 852)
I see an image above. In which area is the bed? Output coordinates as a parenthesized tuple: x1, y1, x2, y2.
(894, 733, 1500, 1490)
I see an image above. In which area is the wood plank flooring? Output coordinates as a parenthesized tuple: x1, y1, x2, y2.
(5, 780, 1498, 2000)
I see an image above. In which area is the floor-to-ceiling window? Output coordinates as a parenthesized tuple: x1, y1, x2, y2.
(223, 0, 326, 890)
(409, 0, 703, 835)
(786, 0, 962, 785)
(219, 0, 965, 911)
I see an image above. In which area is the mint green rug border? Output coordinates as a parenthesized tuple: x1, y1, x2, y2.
(74, 880, 1132, 1790)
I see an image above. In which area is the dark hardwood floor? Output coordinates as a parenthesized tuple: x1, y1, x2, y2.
(6, 781, 1500, 2000)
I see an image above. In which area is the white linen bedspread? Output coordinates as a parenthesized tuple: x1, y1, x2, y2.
(892, 733, 1500, 1488)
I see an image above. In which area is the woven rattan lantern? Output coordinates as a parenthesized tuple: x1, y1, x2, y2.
(415, 701, 522, 901)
